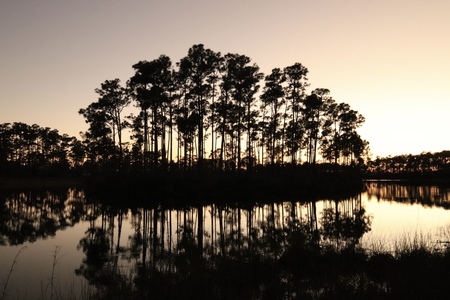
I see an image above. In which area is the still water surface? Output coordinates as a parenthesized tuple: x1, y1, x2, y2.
(1, 182, 450, 299)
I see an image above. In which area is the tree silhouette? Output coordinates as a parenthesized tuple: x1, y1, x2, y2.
(221, 53, 263, 170)
(177, 44, 221, 172)
(94, 79, 130, 162)
(129, 55, 173, 169)
(3, 43, 373, 175)
(213, 60, 237, 171)
(320, 102, 367, 165)
(283, 63, 309, 164)
(79, 88, 118, 169)
(0, 122, 80, 175)
(367, 150, 450, 176)
(261, 68, 285, 166)
(303, 88, 332, 165)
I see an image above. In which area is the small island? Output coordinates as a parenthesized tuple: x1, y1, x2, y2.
(1, 44, 450, 300)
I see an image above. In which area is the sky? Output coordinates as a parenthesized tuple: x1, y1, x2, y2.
(1, 0, 449, 158)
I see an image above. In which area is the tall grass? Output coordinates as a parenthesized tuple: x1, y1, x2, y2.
(43, 246, 63, 300)
(3, 234, 450, 299)
(363, 230, 444, 257)
(1, 246, 27, 300)
(1, 246, 95, 300)
(392, 231, 439, 255)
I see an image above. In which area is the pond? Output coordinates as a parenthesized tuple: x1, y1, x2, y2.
(1, 181, 450, 299)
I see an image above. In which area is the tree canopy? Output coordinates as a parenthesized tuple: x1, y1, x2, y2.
(75, 44, 369, 174)
(13, 44, 445, 177)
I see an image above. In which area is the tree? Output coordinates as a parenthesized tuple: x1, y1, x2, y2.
(165, 69, 179, 169)
(94, 79, 130, 162)
(0, 123, 13, 174)
(236, 58, 263, 171)
(177, 44, 221, 172)
(213, 60, 236, 170)
(68, 137, 85, 170)
(261, 68, 285, 166)
(303, 88, 331, 165)
(174, 66, 198, 171)
(0, 122, 80, 174)
(207, 61, 223, 170)
(283, 63, 309, 164)
(321, 102, 366, 165)
(221, 53, 263, 170)
(78, 105, 115, 169)
(129, 55, 173, 168)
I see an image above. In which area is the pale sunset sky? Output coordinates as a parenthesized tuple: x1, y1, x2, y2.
(1, 0, 449, 158)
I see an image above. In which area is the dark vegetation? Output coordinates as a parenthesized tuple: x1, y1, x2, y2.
(0, 44, 370, 189)
(85, 166, 364, 209)
(2, 44, 449, 194)
(365, 150, 450, 183)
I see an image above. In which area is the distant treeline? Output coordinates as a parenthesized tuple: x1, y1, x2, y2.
(0, 122, 83, 176)
(366, 151, 450, 178)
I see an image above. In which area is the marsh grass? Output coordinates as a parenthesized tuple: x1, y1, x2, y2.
(393, 231, 439, 255)
(40, 246, 64, 300)
(1, 246, 27, 300)
(4, 234, 450, 299)
(38, 246, 98, 300)
(38, 274, 93, 300)
(363, 229, 444, 256)
(1, 246, 95, 300)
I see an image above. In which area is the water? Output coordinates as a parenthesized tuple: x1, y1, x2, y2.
(361, 182, 450, 251)
(1, 182, 450, 299)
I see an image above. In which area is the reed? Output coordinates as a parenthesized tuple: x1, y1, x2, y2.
(1, 246, 27, 300)
(49, 246, 62, 300)
(1, 245, 96, 300)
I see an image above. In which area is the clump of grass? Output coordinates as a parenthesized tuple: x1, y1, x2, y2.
(393, 231, 438, 256)
(1, 246, 27, 300)
(363, 231, 441, 257)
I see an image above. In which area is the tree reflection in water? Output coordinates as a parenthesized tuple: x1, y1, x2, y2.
(75, 205, 132, 298)
(365, 181, 450, 207)
(0, 188, 86, 245)
(75, 194, 375, 299)
(4, 186, 450, 299)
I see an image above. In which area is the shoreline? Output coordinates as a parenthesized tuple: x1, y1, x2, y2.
(0, 176, 85, 189)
